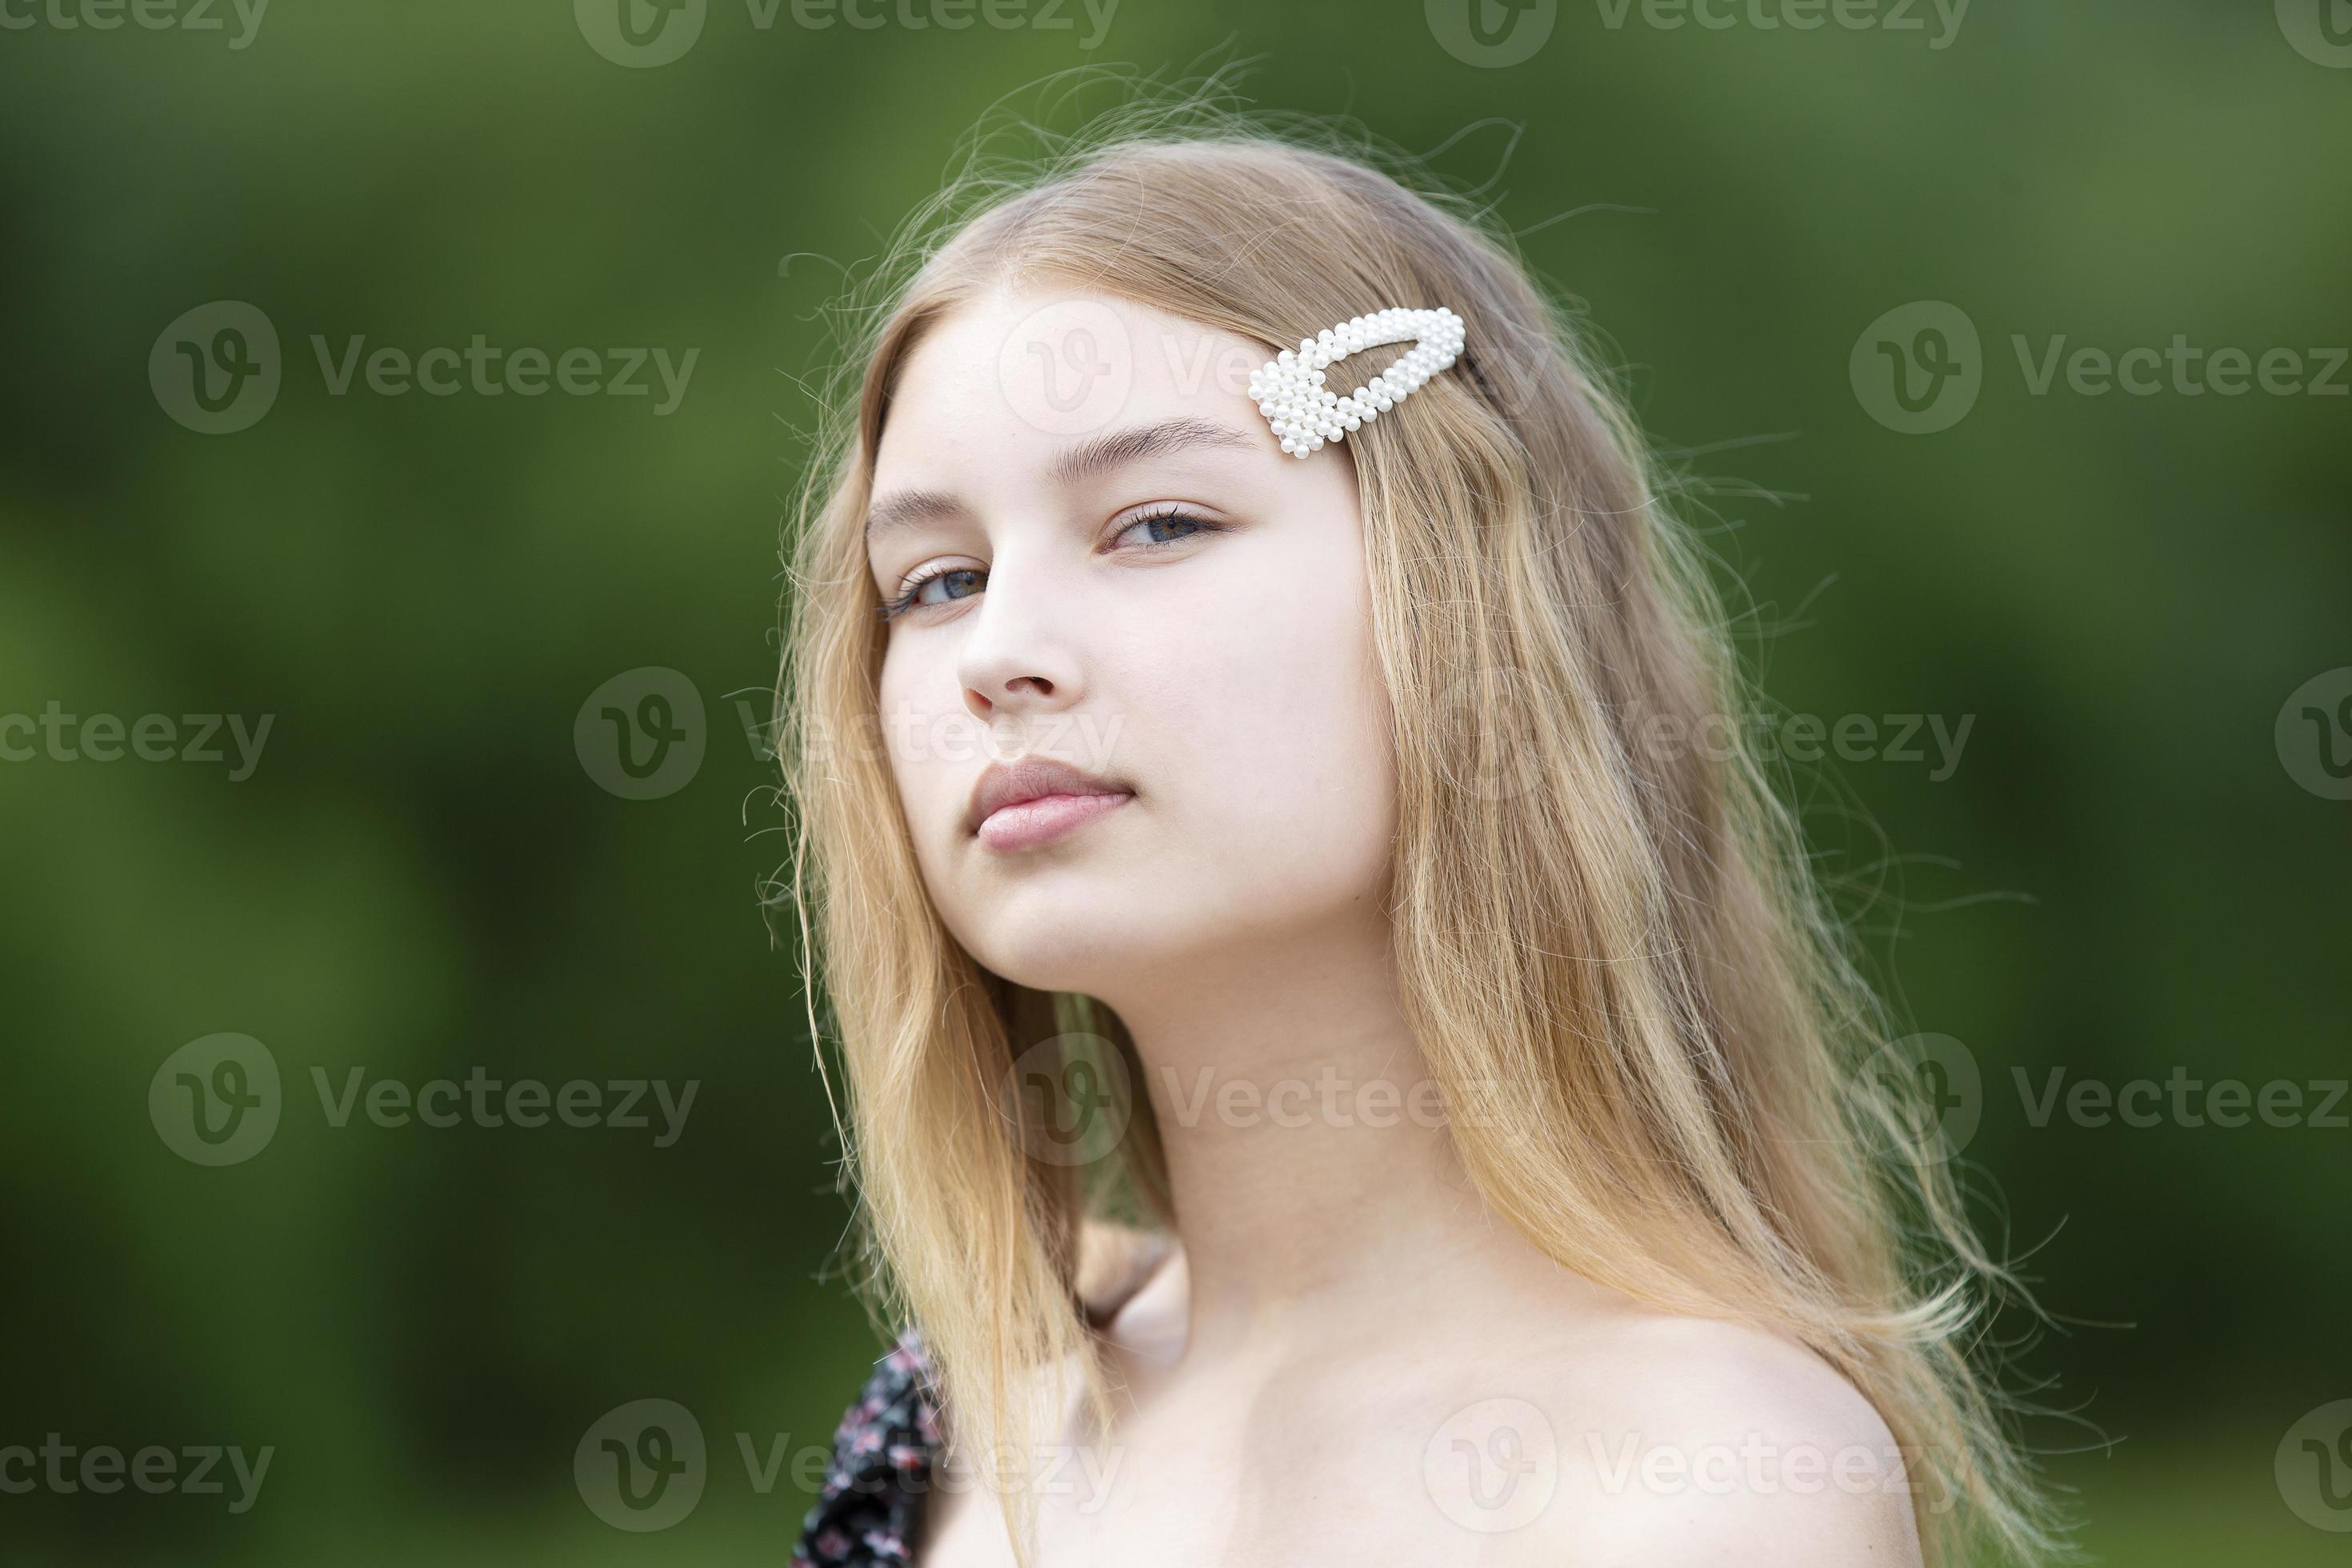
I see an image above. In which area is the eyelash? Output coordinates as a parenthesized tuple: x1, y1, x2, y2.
(875, 507, 1223, 622)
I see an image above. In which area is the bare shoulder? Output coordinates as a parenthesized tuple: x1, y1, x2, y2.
(1467, 1302, 1926, 1566)
(921, 1223, 1179, 1562)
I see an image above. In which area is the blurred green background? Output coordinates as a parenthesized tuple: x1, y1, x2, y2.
(1, 1, 2345, 1562)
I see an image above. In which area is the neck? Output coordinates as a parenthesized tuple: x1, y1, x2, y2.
(1094, 911, 1516, 1362)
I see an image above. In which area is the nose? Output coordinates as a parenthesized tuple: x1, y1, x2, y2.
(954, 548, 1083, 723)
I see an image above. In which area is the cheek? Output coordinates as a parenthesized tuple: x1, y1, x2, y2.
(1135, 546, 1395, 900)
(875, 642, 965, 875)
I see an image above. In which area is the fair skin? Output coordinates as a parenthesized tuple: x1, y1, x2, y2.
(865, 284, 1924, 1566)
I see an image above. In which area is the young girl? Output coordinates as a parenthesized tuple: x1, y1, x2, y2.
(778, 106, 2058, 1567)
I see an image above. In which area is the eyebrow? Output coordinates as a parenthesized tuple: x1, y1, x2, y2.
(863, 416, 1257, 542)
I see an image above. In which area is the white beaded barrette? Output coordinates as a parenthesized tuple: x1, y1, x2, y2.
(1248, 306, 1467, 458)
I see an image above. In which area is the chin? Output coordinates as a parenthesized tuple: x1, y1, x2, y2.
(954, 878, 1163, 997)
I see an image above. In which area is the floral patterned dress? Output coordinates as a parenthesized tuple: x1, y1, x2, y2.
(792, 1234, 1170, 1564)
(790, 1331, 942, 1566)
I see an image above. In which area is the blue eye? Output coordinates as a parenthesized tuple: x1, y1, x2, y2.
(878, 566, 983, 622)
(875, 510, 1222, 622)
(1114, 508, 1218, 548)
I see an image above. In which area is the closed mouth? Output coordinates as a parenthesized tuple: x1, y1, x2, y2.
(965, 756, 1131, 839)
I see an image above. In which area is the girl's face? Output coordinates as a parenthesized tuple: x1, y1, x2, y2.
(867, 286, 1398, 999)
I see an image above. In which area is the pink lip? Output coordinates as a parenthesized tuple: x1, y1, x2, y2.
(965, 756, 1133, 850)
(976, 790, 1131, 853)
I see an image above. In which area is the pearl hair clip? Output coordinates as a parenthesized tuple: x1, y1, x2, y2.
(1248, 305, 1467, 458)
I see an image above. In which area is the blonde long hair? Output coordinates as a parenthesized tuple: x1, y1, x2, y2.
(779, 86, 2060, 1566)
